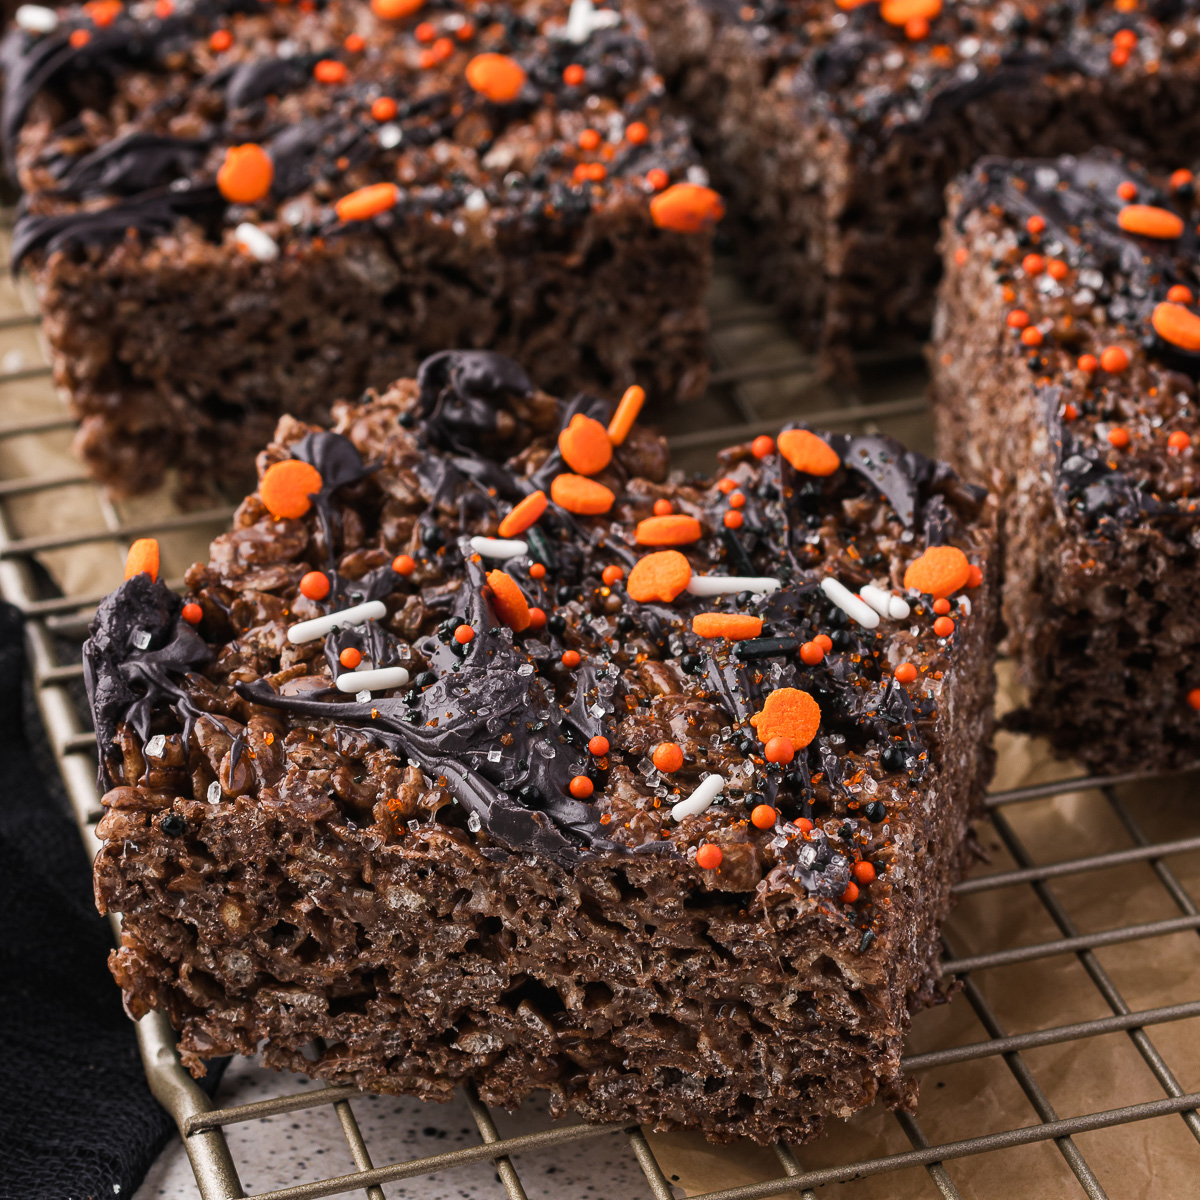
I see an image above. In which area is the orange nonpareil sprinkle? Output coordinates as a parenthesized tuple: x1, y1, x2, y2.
(371, 0, 424, 17)
(749, 687, 821, 749)
(588, 735, 609, 756)
(903, 544, 970, 598)
(85, 0, 122, 25)
(649, 183, 725, 233)
(601, 565, 624, 585)
(527, 606, 546, 628)
(578, 128, 601, 151)
(645, 167, 669, 191)
(209, 28, 232, 50)
(1007, 309, 1030, 329)
(498, 489, 547, 537)
(1077, 353, 1098, 373)
(372, 96, 398, 121)
(1100, 345, 1129, 373)
(486, 570, 531, 632)
(751, 434, 775, 459)
(841, 882, 860, 904)
(653, 498, 673, 516)
(1188, 688, 1200, 711)
(260, 459, 323, 519)
(529, 563, 546, 580)
(1108, 427, 1130, 448)
(393, 553, 415, 575)
(454, 623, 475, 644)
(764, 736, 794, 764)
(1021, 327, 1043, 347)
(880, 0, 941, 25)
(777, 428, 840, 475)
(1168, 431, 1192, 454)
(728, 491, 746, 509)
(1047, 259, 1069, 280)
(563, 63, 585, 86)
(695, 844, 722, 870)
(1170, 169, 1194, 191)
(814, 633, 832, 652)
(124, 538, 159, 581)
(853, 861, 876, 884)
(723, 511, 744, 529)
(1117, 204, 1185, 239)
(1167, 285, 1195, 304)
(314, 59, 348, 84)
(340, 647, 362, 668)
(465, 53, 526, 102)
(1022, 254, 1044, 275)
(751, 804, 777, 830)
(558, 413, 612, 475)
(627, 550, 691, 603)
(345, 33, 365, 52)
(894, 662, 918, 684)
(569, 775, 594, 799)
(1116, 179, 1138, 200)
(561, 649, 581, 668)
(551, 473, 615, 514)
(652, 742, 684, 772)
(967, 565, 984, 588)
(1151, 301, 1200, 352)
(932, 597, 951, 615)
(626, 121, 648, 144)
(335, 182, 399, 222)
(1026, 215, 1046, 235)
(692, 613, 763, 640)
(217, 144, 273, 204)
(799, 640, 824, 665)
(933, 615, 955, 638)
(181, 601, 203, 624)
(636, 514, 703, 546)
(299, 570, 330, 600)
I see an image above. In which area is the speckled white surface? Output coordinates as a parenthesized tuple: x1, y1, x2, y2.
(134, 1056, 669, 1200)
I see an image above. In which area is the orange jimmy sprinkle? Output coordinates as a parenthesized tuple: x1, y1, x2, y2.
(209, 28, 232, 50)
(1152, 301, 1200, 352)
(894, 662, 918, 684)
(371, 0, 423, 17)
(880, 0, 941, 25)
(649, 183, 725, 234)
(695, 844, 722, 870)
(764, 736, 794, 764)
(563, 63, 585, 86)
(497, 489, 547, 537)
(653, 742, 684, 773)
(601, 564, 624, 585)
(749, 688, 821, 749)
(627, 550, 691, 603)
(314, 59, 347, 84)
(777, 428, 841, 476)
(371, 96, 398, 121)
(1117, 204, 1185, 239)
(692, 613, 763, 640)
(558, 413, 612, 475)
(335, 182, 399, 222)
(465, 53, 526, 102)
(261, 459, 323, 519)
(588, 735, 609, 756)
(751, 804, 777, 830)
(181, 601, 203, 625)
(903, 544, 970, 598)
(393, 553, 415, 575)
(569, 775, 594, 799)
(486, 570, 531, 632)
(799, 640, 824, 665)
(561, 649, 582, 668)
(551, 473, 615, 515)
(340, 647, 362, 669)
(636, 514, 703, 546)
(751, 434, 775, 459)
(1100, 345, 1129, 373)
(217, 144, 273, 204)
(299, 570, 330, 600)
(124, 538, 159, 581)
(454, 623, 475, 644)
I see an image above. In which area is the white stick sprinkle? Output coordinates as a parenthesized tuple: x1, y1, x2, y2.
(16, 4, 57, 32)
(685, 575, 781, 597)
(820, 577, 880, 629)
(287, 600, 387, 645)
(469, 535, 529, 559)
(670, 774, 725, 822)
(234, 222, 280, 262)
(335, 666, 410, 694)
(859, 585, 911, 621)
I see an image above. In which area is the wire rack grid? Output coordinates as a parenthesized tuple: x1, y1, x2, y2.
(1, 218, 1199, 1199)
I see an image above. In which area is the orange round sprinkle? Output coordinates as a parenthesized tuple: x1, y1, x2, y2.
(124, 538, 159, 581)
(692, 613, 763, 640)
(1047, 259, 1069, 280)
(723, 511, 744, 529)
(465, 53, 526, 102)
(371, 96, 398, 121)
(181, 601, 203, 625)
(627, 550, 692, 603)
(653, 742, 684, 773)
(626, 120, 648, 144)
(894, 662, 918, 684)
(561, 649, 581, 668)
(1113, 29, 1138, 50)
(905, 16, 929, 39)
(751, 434, 775, 459)
(1167, 285, 1195, 304)
(299, 570, 330, 601)
(1168, 431, 1191, 454)
(797, 817, 814, 833)
(636, 514, 702, 546)
(340, 647, 363, 668)
(1117, 204, 1184, 240)
(717, 477, 738, 494)
(1063, 403, 1079, 421)
(335, 182, 399, 222)
(647, 499, 673, 520)
(649, 183, 725, 234)
(563, 63, 586, 85)
(1006, 309, 1030, 329)
(1110, 45, 1131, 66)
(558, 413, 612, 476)
(154, 0, 172, 16)
(314, 58, 347, 83)
(551, 474, 615, 515)
(527, 606, 546, 628)
(578, 128, 601, 151)
(601, 564, 624, 586)
(1108, 426, 1130, 448)
(209, 28, 232, 50)
(393, 553, 415, 575)
(1152, 301, 1200, 352)
(1170, 169, 1194, 191)
(1188, 688, 1200, 711)
(880, 0, 941, 26)
(588, 735, 610, 756)
(645, 167, 669, 191)
(498, 489, 547, 538)
(607, 384, 645, 445)
(371, 0, 423, 17)
(728, 491, 746, 509)
(751, 804, 777, 830)
(217, 144, 273, 204)
(529, 563, 546, 580)
(85, 0, 122, 25)
(749, 688, 821, 749)
(967, 565, 984, 588)
(933, 615, 955, 638)
(841, 882, 859, 904)
(932, 597, 951, 615)
(454, 623, 475, 645)
(815, 633, 833, 652)
(695, 844, 722, 870)
(764, 736, 794, 765)
(777, 428, 840, 476)
(414, 21, 435, 41)
(486, 569, 531, 632)
(345, 33, 365, 52)
(954, 246, 968, 266)
(799, 640, 824, 665)
(261, 459, 323, 519)
(1078, 354, 1098, 372)
(1022, 254, 1044, 275)
(1026, 215, 1046, 235)
(1116, 179, 1138, 200)
(903, 544, 970, 598)
(1021, 327, 1044, 347)
(853, 860, 876, 884)
(569, 774, 594, 799)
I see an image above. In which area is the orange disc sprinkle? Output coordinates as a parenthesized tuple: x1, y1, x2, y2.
(692, 613, 763, 640)
(335, 182, 399, 222)
(880, 0, 940, 23)
(764, 736, 794, 764)
(607, 383, 645, 445)
(933, 615, 955, 638)
(393, 553, 415, 575)
(454, 623, 475, 645)
(751, 804, 777, 830)
(562, 63, 585, 86)
(558, 413, 612, 475)
(371, 0, 423, 17)
(652, 742, 684, 773)
(636, 514, 703, 546)
(372, 96, 398, 121)
(853, 860, 876, 884)
(209, 28, 232, 50)
(181, 601, 203, 625)
(903, 544, 970, 598)
(1108, 427, 1130, 448)
(588, 735, 610, 756)
(1168, 431, 1192, 453)
(894, 662, 918, 684)
(601, 565, 624, 586)
(299, 570, 330, 601)
(841, 882, 860, 904)
(723, 511, 744, 530)
(1152, 301, 1200, 352)
(465, 52, 526, 102)
(1100, 346, 1130, 373)
(486, 570, 531, 632)
(339, 647, 363, 668)
(124, 538, 159, 581)
(749, 688, 821, 749)
(695, 844, 722, 870)
(627, 550, 692, 603)
(799, 640, 824, 665)
(498, 489, 547, 538)
(217, 144, 273, 204)
(1117, 204, 1185, 240)
(569, 775, 594, 799)
(313, 58, 346, 83)
(751, 434, 775, 459)
(561, 649, 582, 668)
(551, 474, 615, 515)
(777, 428, 841, 476)
(261, 459, 323, 519)
(529, 562, 546, 580)
(649, 183, 725, 234)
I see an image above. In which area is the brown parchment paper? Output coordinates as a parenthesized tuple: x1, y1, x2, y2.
(3, 257, 1198, 1200)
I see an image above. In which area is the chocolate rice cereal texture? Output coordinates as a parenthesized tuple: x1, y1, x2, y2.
(1, 0, 717, 498)
(634, 0, 1200, 372)
(933, 151, 1200, 773)
(88, 349, 998, 1145)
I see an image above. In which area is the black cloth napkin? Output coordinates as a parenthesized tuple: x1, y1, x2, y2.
(0, 602, 221, 1200)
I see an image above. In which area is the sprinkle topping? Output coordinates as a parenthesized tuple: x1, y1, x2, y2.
(627, 550, 692, 602)
(217, 144, 273, 205)
(750, 688, 821, 750)
(124, 538, 159, 581)
(903, 545, 970, 599)
(558, 413, 612, 476)
(649, 183, 725, 234)
(260, 459, 323, 519)
(777, 429, 841, 476)
(465, 53, 527, 103)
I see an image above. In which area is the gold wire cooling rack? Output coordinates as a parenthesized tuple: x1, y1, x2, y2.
(1, 214, 1200, 1199)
